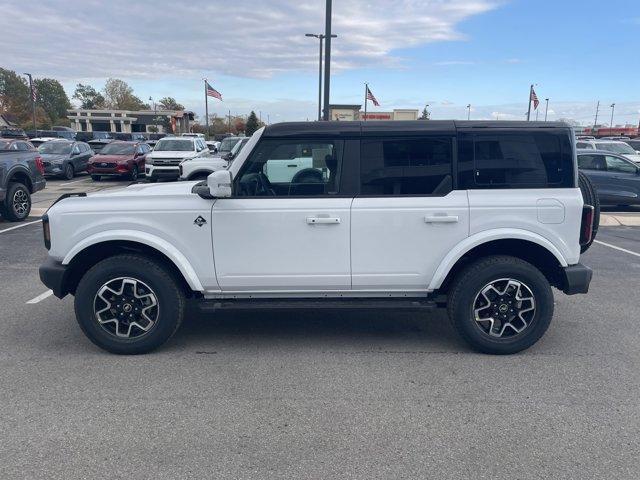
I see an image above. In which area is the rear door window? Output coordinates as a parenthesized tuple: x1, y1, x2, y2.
(360, 137, 453, 195)
(458, 131, 574, 188)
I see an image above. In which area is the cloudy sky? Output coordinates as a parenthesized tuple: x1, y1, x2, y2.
(2, 0, 639, 124)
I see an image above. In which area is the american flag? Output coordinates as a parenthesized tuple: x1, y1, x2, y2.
(530, 87, 539, 110)
(366, 86, 380, 107)
(206, 81, 222, 100)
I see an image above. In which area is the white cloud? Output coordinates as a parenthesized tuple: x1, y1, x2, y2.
(0, 0, 499, 80)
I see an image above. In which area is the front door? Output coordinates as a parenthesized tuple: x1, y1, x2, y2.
(212, 137, 352, 292)
(351, 135, 469, 291)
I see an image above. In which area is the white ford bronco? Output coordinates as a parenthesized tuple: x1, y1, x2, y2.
(40, 121, 595, 355)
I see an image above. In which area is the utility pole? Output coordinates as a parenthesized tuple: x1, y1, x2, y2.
(306, 33, 337, 121)
(610, 103, 615, 131)
(544, 98, 549, 122)
(322, 0, 332, 121)
(526, 84, 533, 121)
(466, 104, 471, 120)
(593, 101, 600, 130)
(23, 73, 36, 132)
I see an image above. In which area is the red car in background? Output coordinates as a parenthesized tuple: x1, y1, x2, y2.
(87, 141, 151, 181)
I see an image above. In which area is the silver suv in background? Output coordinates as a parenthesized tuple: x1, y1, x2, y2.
(576, 139, 640, 163)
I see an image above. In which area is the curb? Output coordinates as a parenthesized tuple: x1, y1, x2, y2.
(600, 214, 640, 227)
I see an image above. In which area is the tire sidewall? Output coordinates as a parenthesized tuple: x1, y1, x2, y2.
(64, 162, 74, 180)
(74, 257, 182, 354)
(130, 164, 138, 181)
(3, 183, 31, 221)
(451, 260, 554, 354)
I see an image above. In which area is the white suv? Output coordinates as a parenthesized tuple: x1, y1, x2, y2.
(576, 139, 640, 163)
(179, 138, 250, 181)
(145, 137, 210, 181)
(40, 121, 595, 355)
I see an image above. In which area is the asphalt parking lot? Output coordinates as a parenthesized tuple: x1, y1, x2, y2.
(1, 178, 639, 479)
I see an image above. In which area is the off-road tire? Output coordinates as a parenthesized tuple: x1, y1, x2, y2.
(0, 182, 31, 221)
(447, 255, 554, 355)
(74, 254, 185, 354)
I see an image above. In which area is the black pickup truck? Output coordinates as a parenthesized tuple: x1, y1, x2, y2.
(0, 138, 46, 221)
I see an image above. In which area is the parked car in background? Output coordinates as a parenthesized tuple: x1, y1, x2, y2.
(38, 140, 93, 179)
(577, 149, 640, 206)
(179, 137, 249, 181)
(145, 136, 210, 182)
(26, 130, 76, 141)
(114, 132, 148, 141)
(0, 138, 45, 221)
(575, 139, 640, 163)
(181, 133, 205, 138)
(0, 127, 28, 139)
(212, 136, 243, 158)
(30, 137, 60, 148)
(88, 141, 150, 181)
(621, 138, 640, 152)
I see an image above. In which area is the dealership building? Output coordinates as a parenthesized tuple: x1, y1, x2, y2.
(328, 104, 420, 122)
(66, 109, 195, 134)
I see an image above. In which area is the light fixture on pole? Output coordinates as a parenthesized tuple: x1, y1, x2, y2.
(306, 33, 336, 122)
(610, 103, 615, 130)
(466, 104, 471, 120)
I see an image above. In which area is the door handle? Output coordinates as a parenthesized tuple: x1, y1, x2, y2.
(306, 216, 341, 225)
(424, 215, 459, 224)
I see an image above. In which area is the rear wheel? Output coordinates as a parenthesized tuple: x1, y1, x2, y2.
(74, 254, 185, 354)
(130, 165, 139, 181)
(578, 171, 599, 253)
(447, 255, 554, 355)
(0, 182, 31, 221)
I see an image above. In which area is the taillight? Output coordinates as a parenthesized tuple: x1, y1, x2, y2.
(35, 155, 44, 175)
(580, 205, 594, 246)
(42, 214, 51, 250)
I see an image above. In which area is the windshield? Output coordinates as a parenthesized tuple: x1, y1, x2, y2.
(597, 142, 636, 155)
(625, 140, 640, 150)
(38, 142, 72, 155)
(154, 139, 194, 152)
(219, 137, 241, 153)
(231, 138, 249, 155)
(99, 143, 135, 155)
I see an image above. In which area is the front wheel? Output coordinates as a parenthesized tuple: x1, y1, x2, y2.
(130, 165, 139, 181)
(74, 254, 185, 354)
(0, 182, 31, 221)
(447, 255, 554, 355)
(63, 163, 74, 180)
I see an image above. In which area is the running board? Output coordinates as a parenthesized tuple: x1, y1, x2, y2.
(197, 298, 438, 312)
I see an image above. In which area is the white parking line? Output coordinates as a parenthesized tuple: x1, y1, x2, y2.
(0, 219, 41, 234)
(594, 240, 640, 258)
(26, 290, 53, 304)
(59, 178, 89, 186)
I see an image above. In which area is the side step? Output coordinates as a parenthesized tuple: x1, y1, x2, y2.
(197, 298, 438, 312)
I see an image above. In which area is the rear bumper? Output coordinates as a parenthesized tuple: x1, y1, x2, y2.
(560, 263, 592, 295)
(39, 257, 70, 299)
(33, 178, 46, 193)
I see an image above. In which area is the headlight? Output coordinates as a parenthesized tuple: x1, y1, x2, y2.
(146, 156, 154, 165)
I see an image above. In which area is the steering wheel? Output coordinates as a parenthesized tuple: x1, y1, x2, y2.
(239, 172, 275, 196)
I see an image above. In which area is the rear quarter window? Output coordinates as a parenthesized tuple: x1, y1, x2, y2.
(458, 130, 574, 189)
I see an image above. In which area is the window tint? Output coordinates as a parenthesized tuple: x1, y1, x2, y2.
(458, 131, 574, 188)
(360, 137, 453, 195)
(605, 155, 637, 173)
(578, 155, 606, 171)
(237, 139, 342, 197)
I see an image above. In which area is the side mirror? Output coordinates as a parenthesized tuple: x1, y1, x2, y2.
(207, 169, 232, 198)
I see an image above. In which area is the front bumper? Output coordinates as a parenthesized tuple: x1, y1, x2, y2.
(88, 164, 130, 176)
(146, 165, 180, 180)
(44, 163, 64, 176)
(39, 257, 70, 298)
(560, 263, 592, 295)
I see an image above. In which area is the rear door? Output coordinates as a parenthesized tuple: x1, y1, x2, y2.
(351, 129, 469, 292)
(603, 154, 640, 205)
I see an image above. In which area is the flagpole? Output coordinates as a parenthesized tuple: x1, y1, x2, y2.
(526, 84, 533, 121)
(363, 83, 368, 122)
(204, 79, 209, 139)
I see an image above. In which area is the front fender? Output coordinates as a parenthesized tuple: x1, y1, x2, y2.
(62, 229, 204, 292)
(427, 228, 568, 291)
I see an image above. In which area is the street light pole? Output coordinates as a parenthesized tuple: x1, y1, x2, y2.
(23, 73, 36, 132)
(306, 33, 336, 122)
(610, 103, 615, 131)
(466, 104, 471, 120)
(322, 0, 332, 121)
(544, 98, 549, 122)
(593, 101, 600, 131)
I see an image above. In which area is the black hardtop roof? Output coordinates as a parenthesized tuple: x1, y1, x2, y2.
(263, 120, 571, 137)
